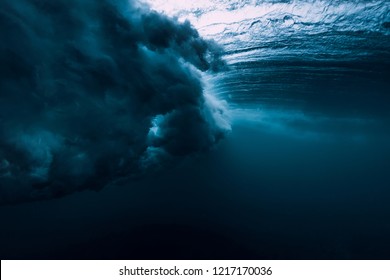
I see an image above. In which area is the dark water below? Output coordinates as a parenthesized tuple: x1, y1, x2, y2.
(0, 117, 389, 259)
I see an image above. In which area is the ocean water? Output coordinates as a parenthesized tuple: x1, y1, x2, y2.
(202, 0, 390, 259)
(0, 0, 389, 259)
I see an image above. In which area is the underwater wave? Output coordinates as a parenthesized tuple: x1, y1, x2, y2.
(149, 0, 390, 135)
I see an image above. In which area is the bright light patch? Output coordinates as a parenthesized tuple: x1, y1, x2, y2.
(148, 114, 164, 138)
(145, 0, 389, 39)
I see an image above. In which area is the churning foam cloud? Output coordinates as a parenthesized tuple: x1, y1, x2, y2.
(0, 0, 230, 205)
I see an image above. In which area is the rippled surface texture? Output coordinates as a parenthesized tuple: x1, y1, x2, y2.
(150, 0, 390, 126)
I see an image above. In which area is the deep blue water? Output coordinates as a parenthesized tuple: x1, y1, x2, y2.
(1, 0, 390, 259)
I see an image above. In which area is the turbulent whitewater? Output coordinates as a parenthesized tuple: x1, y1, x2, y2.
(0, 0, 230, 205)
